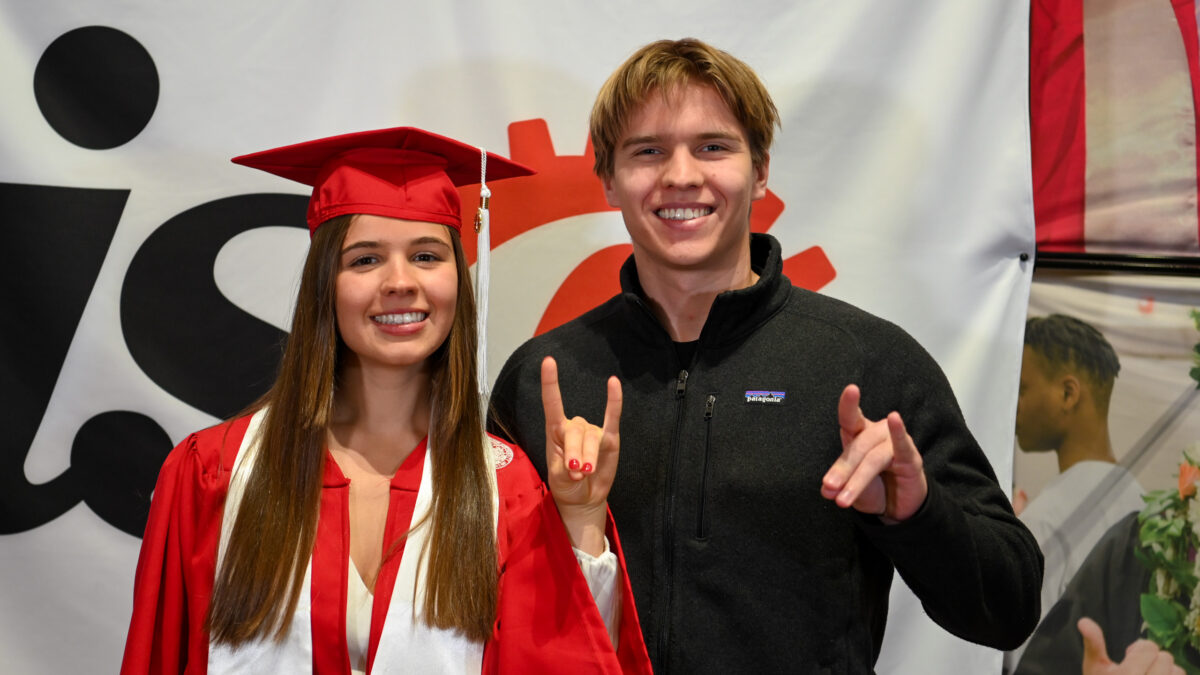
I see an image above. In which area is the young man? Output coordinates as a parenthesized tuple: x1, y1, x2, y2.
(490, 39, 1042, 672)
(1016, 314, 1127, 475)
(1007, 314, 1144, 669)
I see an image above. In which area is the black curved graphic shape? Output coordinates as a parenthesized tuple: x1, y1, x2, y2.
(0, 182, 126, 534)
(33, 26, 159, 150)
(121, 193, 308, 421)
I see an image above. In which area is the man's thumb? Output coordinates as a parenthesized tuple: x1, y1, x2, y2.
(1078, 617, 1111, 668)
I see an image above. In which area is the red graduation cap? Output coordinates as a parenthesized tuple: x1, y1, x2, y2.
(231, 126, 533, 235)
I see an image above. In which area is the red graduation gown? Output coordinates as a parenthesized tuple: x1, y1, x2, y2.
(120, 415, 651, 674)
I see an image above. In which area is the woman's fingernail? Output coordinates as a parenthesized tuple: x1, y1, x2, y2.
(582, 463, 593, 473)
(568, 458, 580, 470)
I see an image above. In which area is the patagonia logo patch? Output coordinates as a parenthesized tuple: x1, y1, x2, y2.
(744, 390, 786, 404)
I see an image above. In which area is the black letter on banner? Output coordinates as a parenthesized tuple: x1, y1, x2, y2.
(71, 411, 174, 536)
(0, 183, 126, 533)
(121, 193, 308, 420)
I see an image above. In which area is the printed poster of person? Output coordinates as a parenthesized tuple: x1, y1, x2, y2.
(1010, 271, 1200, 673)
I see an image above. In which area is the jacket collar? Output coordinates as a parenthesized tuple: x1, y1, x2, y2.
(617, 232, 791, 349)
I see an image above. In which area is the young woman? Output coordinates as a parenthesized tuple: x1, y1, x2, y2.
(120, 127, 651, 673)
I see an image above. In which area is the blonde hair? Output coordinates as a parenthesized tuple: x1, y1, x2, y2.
(589, 38, 780, 179)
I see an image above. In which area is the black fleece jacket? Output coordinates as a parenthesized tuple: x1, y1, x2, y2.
(490, 233, 1042, 674)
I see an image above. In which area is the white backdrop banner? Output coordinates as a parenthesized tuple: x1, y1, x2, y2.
(0, 1, 1034, 673)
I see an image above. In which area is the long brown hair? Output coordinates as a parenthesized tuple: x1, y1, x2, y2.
(207, 215, 499, 644)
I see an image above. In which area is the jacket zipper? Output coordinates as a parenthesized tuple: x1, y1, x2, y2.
(697, 393, 716, 539)
(658, 368, 688, 670)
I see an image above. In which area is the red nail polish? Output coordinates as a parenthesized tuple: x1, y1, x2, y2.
(582, 462, 593, 473)
(568, 458, 580, 470)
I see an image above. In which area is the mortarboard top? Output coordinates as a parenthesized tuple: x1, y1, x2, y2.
(231, 126, 533, 234)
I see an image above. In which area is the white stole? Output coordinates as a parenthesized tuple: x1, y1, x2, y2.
(208, 408, 492, 674)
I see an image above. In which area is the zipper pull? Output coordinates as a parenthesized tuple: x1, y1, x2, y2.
(704, 394, 716, 419)
(675, 370, 689, 397)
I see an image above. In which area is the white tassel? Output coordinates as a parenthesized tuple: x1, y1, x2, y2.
(474, 149, 491, 409)
(474, 151, 500, 532)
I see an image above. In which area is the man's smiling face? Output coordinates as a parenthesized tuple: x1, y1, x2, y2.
(603, 82, 769, 275)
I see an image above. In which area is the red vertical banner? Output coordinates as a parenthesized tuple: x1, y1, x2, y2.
(1030, 0, 1087, 251)
(1173, 0, 1200, 247)
(1030, 0, 1200, 254)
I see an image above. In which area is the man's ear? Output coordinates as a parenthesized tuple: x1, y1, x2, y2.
(1061, 375, 1081, 412)
(752, 152, 770, 202)
(602, 173, 622, 208)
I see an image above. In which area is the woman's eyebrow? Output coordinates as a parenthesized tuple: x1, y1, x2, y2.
(341, 236, 451, 256)
(411, 236, 452, 248)
(340, 240, 379, 255)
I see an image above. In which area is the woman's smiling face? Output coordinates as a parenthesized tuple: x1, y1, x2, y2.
(334, 214, 458, 371)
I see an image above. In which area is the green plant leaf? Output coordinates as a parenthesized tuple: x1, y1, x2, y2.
(1142, 490, 1182, 519)
(1143, 593, 1187, 645)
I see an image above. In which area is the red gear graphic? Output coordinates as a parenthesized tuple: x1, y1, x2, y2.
(459, 119, 837, 336)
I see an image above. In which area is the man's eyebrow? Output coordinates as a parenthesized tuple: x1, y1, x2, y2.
(695, 131, 742, 141)
(619, 131, 743, 149)
(620, 135, 659, 149)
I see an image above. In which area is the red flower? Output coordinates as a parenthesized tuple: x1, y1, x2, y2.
(1179, 462, 1200, 499)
